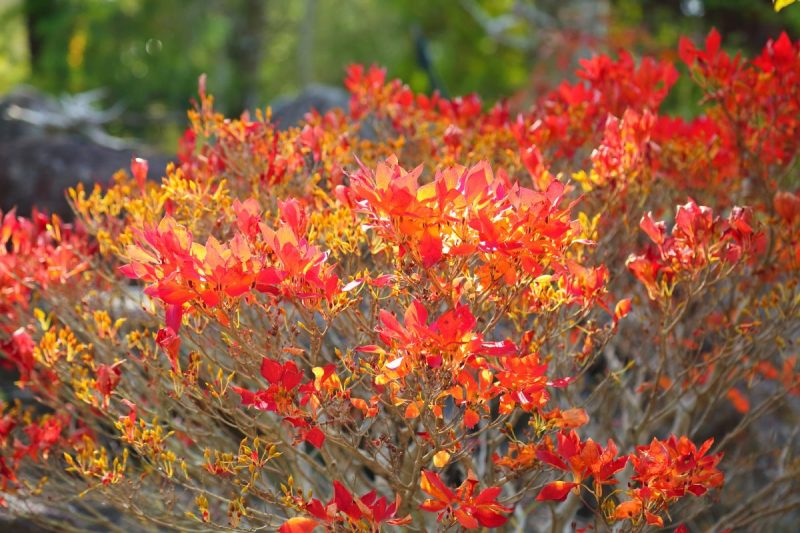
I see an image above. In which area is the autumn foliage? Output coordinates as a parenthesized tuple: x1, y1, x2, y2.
(1, 30, 799, 532)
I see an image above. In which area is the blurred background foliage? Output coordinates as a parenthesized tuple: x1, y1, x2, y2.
(0, 0, 798, 150)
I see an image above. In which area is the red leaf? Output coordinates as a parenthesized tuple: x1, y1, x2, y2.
(355, 344, 382, 353)
(536, 481, 578, 501)
(473, 486, 502, 505)
(165, 303, 183, 333)
(304, 427, 325, 449)
(640, 212, 665, 244)
(706, 28, 721, 57)
(260, 358, 283, 384)
(333, 481, 361, 520)
(419, 231, 443, 268)
(679, 37, 697, 65)
(131, 157, 148, 189)
(473, 506, 510, 528)
(281, 362, 303, 390)
(536, 449, 568, 471)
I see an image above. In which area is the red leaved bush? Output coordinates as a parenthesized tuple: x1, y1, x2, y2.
(0, 30, 798, 531)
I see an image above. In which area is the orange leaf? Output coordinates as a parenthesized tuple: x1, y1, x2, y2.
(433, 450, 451, 468)
(404, 402, 420, 419)
(645, 511, 664, 527)
(557, 408, 589, 429)
(726, 388, 750, 414)
(419, 470, 456, 504)
(614, 298, 632, 323)
(614, 499, 642, 520)
(463, 408, 480, 428)
(279, 517, 318, 533)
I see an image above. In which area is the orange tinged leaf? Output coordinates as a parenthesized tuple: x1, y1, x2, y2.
(726, 388, 750, 414)
(613, 298, 632, 323)
(614, 499, 642, 520)
(645, 511, 664, 527)
(463, 408, 480, 428)
(557, 408, 589, 429)
(404, 402, 420, 419)
(454, 508, 479, 529)
(419, 470, 456, 505)
(279, 517, 318, 533)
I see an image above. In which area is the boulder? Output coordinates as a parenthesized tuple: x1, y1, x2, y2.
(0, 86, 170, 217)
(270, 84, 349, 129)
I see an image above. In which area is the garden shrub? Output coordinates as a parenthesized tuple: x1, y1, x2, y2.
(1, 30, 799, 532)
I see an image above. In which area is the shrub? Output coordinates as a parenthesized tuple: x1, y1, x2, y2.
(1, 30, 799, 532)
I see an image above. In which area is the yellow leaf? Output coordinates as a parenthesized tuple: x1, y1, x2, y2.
(775, 0, 797, 11)
(416, 182, 436, 202)
(126, 244, 158, 264)
(433, 450, 451, 468)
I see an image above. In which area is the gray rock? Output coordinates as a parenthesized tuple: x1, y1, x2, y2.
(270, 84, 349, 130)
(0, 86, 171, 217)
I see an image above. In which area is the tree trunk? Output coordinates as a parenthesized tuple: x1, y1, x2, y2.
(226, 0, 268, 113)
